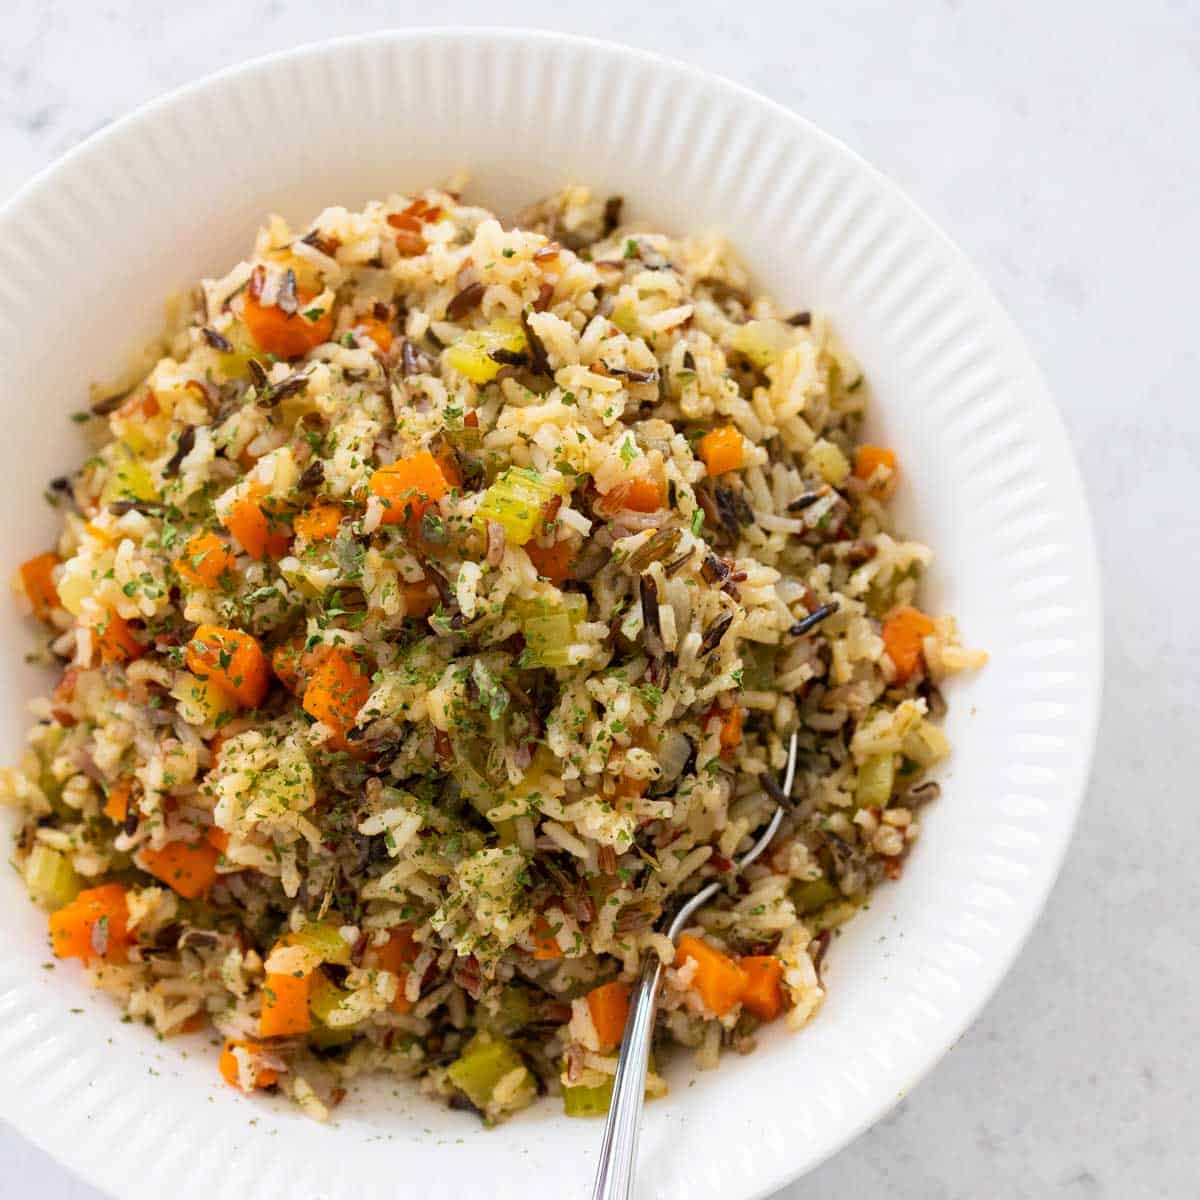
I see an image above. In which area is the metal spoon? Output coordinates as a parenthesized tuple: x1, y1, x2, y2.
(591, 729, 799, 1200)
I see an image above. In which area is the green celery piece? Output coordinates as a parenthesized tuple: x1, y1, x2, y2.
(517, 592, 586, 667)
(36, 727, 67, 806)
(309, 969, 354, 1025)
(308, 1024, 356, 1050)
(24, 845, 80, 911)
(473, 468, 569, 545)
(791, 877, 839, 915)
(498, 986, 537, 1028)
(100, 442, 158, 507)
(729, 319, 794, 369)
(445, 320, 527, 385)
(854, 753, 895, 810)
(448, 1033, 528, 1109)
(562, 1056, 656, 1117)
(456, 758, 517, 844)
(563, 1077, 614, 1118)
(285, 920, 353, 965)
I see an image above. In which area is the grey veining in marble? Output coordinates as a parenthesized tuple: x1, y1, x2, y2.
(2, 2, 1198, 1197)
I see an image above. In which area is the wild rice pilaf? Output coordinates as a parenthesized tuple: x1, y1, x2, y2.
(3, 185, 984, 1122)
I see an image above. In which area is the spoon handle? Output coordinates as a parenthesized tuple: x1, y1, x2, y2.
(590, 953, 663, 1200)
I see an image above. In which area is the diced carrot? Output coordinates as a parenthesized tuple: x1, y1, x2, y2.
(219, 1039, 279, 1090)
(103, 777, 132, 823)
(139, 838, 220, 899)
(49, 666, 80, 728)
(293, 503, 344, 542)
(19, 552, 60, 618)
(206, 827, 230, 854)
(260, 971, 312, 1037)
(738, 955, 785, 1022)
(531, 913, 565, 960)
(586, 981, 631, 1049)
(600, 477, 663, 514)
(698, 426, 745, 477)
(270, 636, 326, 696)
(271, 640, 302, 693)
(356, 315, 394, 353)
(391, 983, 415, 1015)
(386, 212, 427, 256)
(116, 389, 159, 421)
(364, 928, 419, 1014)
(96, 612, 144, 664)
(222, 482, 292, 561)
(365, 927, 418, 974)
(49, 882, 130, 963)
(881, 606, 936, 685)
(173, 531, 236, 589)
(526, 538, 573, 583)
(241, 265, 334, 359)
(402, 578, 436, 618)
(719, 704, 743, 758)
(703, 701, 743, 759)
(368, 451, 450, 527)
(186, 624, 271, 708)
(854, 445, 897, 486)
(674, 934, 747, 1016)
(179, 1012, 207, 1035)
(395, 198, 441, 223)
(302, 645, 372, 744)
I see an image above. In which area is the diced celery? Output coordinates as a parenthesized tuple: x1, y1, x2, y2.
(171, 671, 236, 727)
(792, 876, 839, 915)
(100, 443, 158, 507)
(308, 1024, 356, 1050)
(445, 319, 527, 385)
(447, 1032, 532, 1110)
(561, 1058, 656, 1117)
(24, 845, 80, 911)
(807, 438, 851, 487)
(284, 920, 353, 966)
(611, 301, 639, 336)
(740, 643, 777, 692)
(480, 985, 538, 1036)
(473, 467, 571, 545)
(498, 986, 537, 1028)
(563, 1077, 613, 1118)
(280, 385, 321, 427)
(854, 753, 895, 810)
(455, 757, 495, 812)
(309, 969, 354, 1025)
(865, 564, 920, 620)
(901, 720, 950, 769)
(36, 727, 67, 807)
(445, 422, 483, 453)
(452, 750, 516, 844)
(730, 319, 794, 369)
(505, 747, 564, 811)
(516, 593, 586, 668)
(825, 332, 863, 396)
(211, 319, 259, 381)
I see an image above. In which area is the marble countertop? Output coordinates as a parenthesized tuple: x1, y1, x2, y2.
(2, 2, 1196, 1196)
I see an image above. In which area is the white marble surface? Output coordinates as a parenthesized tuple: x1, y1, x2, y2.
(1, 1, 1196, 1196)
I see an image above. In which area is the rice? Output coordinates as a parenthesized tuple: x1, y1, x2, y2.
(3, 183, 984, 1123)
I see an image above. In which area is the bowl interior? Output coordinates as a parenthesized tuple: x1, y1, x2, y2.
(0, 29, 1100, 1200)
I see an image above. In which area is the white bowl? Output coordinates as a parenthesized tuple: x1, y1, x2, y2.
(0, 29, 1101, 1200)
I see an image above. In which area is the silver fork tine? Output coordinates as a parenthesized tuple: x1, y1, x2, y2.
(591, 730, 798, 1200)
